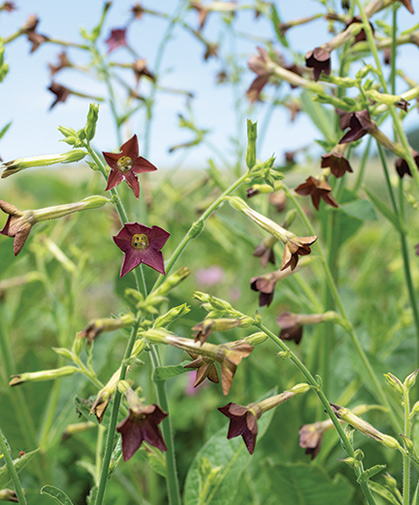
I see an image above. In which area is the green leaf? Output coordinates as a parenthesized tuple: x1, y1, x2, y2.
(184, 390, 276, 505)
(0, 448, 39, 488)
(364, 187, 403, 232)
(369, 481, 402, 505)
(152, 361, 191, 381)
(261, 461, 354, 505)
(0, 121, 11, 142)
(300, 90, 336, 144)
(326, 207, 363, 249)
(271, 5, 288, 47)
(40, 485, 74, 505)
(357, 464, 386, 483)
(340, 199, 377, 222)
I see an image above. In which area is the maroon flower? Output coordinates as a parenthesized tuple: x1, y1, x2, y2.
(0, 200, 33, 255)
(247, 47, 275, 103)
(113, 222, 170, 277)
(299, 421, 329, 459)
(117, 403, 167, 461)
(321, 151, 353, 178)
(395, 151, 419, 178)
(346, 16, 374, 45)
(305, 47, 330, 82)
(218, 402, 260, 454)
(105, 28, 127, 53)
(250, 273, 277, 307)
(338, 110, 373, 144)
(295, 176, 338, 210)
(48, 82, 70, 109)
(398, 0, 414, 14)
(281, 235, 317, 271)
(131, 2, 145, 19)
(48, 51, 71, 76)
(22, 15, 48, 53)
(276, 312, 303, 344)
(102, 135, 157, 198)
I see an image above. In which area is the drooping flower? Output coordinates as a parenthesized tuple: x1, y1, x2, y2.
(395, 151, 419, 178)
(305, 47, 331, 82)
(131, 2, 145, 19)
(247, 47, 276, 103)
(117, 392, 167, 461)
(218, 402, 260, 454)
(0, 2, 16, 12)
(190, 2, 210, 30)
(184, 353, 220, 386)
(295, 176, 339, 210)
(299, 420, 331, 459)
(22, 15, 48, 53)
(345, 16, 374, 45)
(78, 314, 135, 344)
(276, 312, 303, 344)
(48, 82, 70, 109)
(102, 134, 157, 198)
(281, 235, 317, 271)
(250, 273, 277, 307)
(132, 58, 155, 84)
(321, 147, 353, 178)
(253, 236, 277, 268)
(338, 110, 373, 144)
(113, 222, 170, 277)
(105, 28, 128, 53)
(0, 200, 33, 255)
(48, 51, 71, 76)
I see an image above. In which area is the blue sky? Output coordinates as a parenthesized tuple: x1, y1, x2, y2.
(0, 0, 418, 172)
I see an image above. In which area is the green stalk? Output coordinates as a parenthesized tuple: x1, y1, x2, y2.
(0, 428, 27, 505)
(151, 170, 250, 292)
(255, 323, 377, 505)
(285, 187, 402, 432)
(403, 387, 411, 505)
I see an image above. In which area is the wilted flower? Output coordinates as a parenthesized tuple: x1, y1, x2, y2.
(48, 51, 71, 76)
(299, 420, 331, 459)
(0, 2, 16, 12)
(79, 314, 135, 344)
(105, 28, 128, 53)
(102, 134, 157, 198)
(48, 82, 70, 109)
(113, 222, 170, 277)
(305, 47, 331, 82)
(132, 58, 155, 84)
(0, 200, 34, 255)
(192, 318, 244, 345)
(321, 146, 353, 178)
(295, 176, 339, 210)
(338, 110, 373, 144)
(395, 151, 419, 178)
(131, 2, 145, 19)
(218, 402, 260, 454)
(253, 236, 277, 268)
(117, 390, 167, 461)
(203, 42, 219, 60)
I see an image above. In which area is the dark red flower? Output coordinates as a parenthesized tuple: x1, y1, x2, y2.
(102, 135, 157, 198)
(48, 51, 71, 76)
(247, 47, 276, 103)
(395, 151, 419, 178)
(398, 0, 414, 14)
(117, 403, 167, 461)
(113, 222, 170, 277)
(48, 82, 70, 109)
(218, 402, 260, 454)
(0, 200, 33, 255)
(305, 47, 331, 82)
(321, 151, 353, 178)
(295, 176, 338, 210)
(105, 28, 127, 53)
(276, 312, 303, 344)
(346, 16, 374, 45)
(250, 273, 277, 307)
(338, 110, 373, 144)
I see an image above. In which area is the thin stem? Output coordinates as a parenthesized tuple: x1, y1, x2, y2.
(403, 388, 411, 505)
(285, 187, 402, 432)
(353, 136, 372, 193)
(255, 323, 377, 505)
(0, 428, 27, 505)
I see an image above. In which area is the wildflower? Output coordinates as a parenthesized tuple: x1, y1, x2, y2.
(321, 146, 353, 178)
(117, 389, 167, 461)
(247, 47, 276, 103)
(0, 2, 16, 12)
(105, 28, 128, 53)
(131, 2, 145, 19)
(22, 15, 48, 53)
(102, 134, 157, 198)
(281, 235, 317, 271)
(305, 47, 331, 82)
(78, 314, 135, 344)
(184, 353, 220, 386)
(345, 16, 374, 45)
(398, 0, 414, 14)
(395, 151, 419, 178)
(48, 51, 71, 76)
(299, 420, 331, 459)
(250, 273, 277, 307)
(192, 318, 245, 345)
(48, 82, 70, 109)
(132, 58, 155, 84)
(253, 236, 277, 268)
(276, 312, 303, 344)
(190, 2, 210, 30)
(295, 176, 338, 210)
(113, 222, 170, 277)
(338, 110, 373, 144)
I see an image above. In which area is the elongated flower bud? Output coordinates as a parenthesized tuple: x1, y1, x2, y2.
(9, 366, 78, 386)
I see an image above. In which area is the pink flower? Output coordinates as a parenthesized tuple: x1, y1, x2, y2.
(105, 28, 127, 53)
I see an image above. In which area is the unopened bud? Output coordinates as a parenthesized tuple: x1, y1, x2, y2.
(384, 372, 404, 396)
(404, 369, 419, 390)
(246, 120, 257, 169)
(244, 332, 267, 345)
(154, 304, 191, 328)
(153, 267, 191, 297)
(354, 449, 364, 462)
(9, 366, 78, 386)
(62, 421, 96, 440)
(189, 219, 205, 239)
(85, 103, 99, 141)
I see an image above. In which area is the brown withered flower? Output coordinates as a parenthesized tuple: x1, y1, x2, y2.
(281, 235, 317, 271)
(250, 273, 277, 307)
(247, 47, 276, 103)
(321, 146, 353, 178)
(220, 341, 254, 395)
(184, 353, 220, 387)
(0, 200, 34, 255)
(132, 58, 155, 84)
(22, 15, 48, 53)
(276, 312, 303, 344)
(295, 176, 339, 210)
(305, 47, 331, 82)
(395, 151, 419, 178)
(48, 82, 70, 109)
(48, 51, 71, 76)
(253, 236, 277, 268)
(1, 2, 16, 12)
(338, 109, 373, 144)
(131, 2, 146, 20)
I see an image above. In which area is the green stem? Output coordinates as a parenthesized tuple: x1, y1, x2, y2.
(403, 388, 411, 505)
(285, 187, 402, 432)
(0, 428, 27, 505)
(151, 170, 250, 292)
(255, 323, 376, 505)
(353, 136, 372, 193)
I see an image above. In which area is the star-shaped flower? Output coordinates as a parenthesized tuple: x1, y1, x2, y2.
(113, 222, 170, 278)
(218, 402, 260, 454)
(276, 312, 303, 344)
(105, 28, 128, 53)
(117, 403, 167, 461)
(102, 134, 157, 199)
(184, 353, 220, 386)
(295, 176, 338, 210)
(321, 149, 353, 178)
(338, 110, 373, 144)
(281, 235, 317, 271)
(395, 151, 419, 178)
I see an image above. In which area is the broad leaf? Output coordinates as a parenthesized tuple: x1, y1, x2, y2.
(152, 361, 190, 381)
(40, 485, 74, 505)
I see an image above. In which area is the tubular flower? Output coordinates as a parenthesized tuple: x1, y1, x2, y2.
(276, 312, 303, 344)
(281, 235, 317, 271)
(48, 51, 71, 76)
(295, 176, 339, 210)
(299, 420, 331, 459)
(218, 403, 261, 454)
(102, 134, 157, 198)
(113, 222, 170, 277)
(22, 15, 48, 53)
(48, 82, 70, 109)
(395, 151, 419, 178)
(105, 28, 128, 53)
(321, 144, 353, 178)
(253, 236, 277, 268)
(184, 353, 220, 387)
(338, 110, 373, 144)
(247, 47, 278, 103)
(305, 47, 331, 82)
(250, 273, 277, 307)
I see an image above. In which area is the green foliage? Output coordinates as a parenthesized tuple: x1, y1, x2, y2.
(40, 485, 74, 505)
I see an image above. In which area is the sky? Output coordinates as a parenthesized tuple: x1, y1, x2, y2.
(0, 0, 418, 173)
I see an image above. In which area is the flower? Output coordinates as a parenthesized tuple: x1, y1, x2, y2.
(321, 148, 353, 178)
(184, 353, 220, 387)
(132, 58, 155, 84)
(276, 312, 303, 344)
(48, 82, 70, 109)
(195, 265, 224, 287)
(131, 2, 146, 19)
(398, 0, 414, 14)
(305, 47, 331, 82)
(253, 236, 277, 268)
(22, 15, 48, 53)
(218, 402, 260, 454)
(295, 176, 338, 210)
(48, 51, 71, 76)
(345, 16, 374, 45)
(1, 2, 16, 12)
(113, 222, 170, 278)
(78, 314, 135, 344)
(250, 273, 277, 307)
(102, 134, 157, 198)
(247, 47, 275, 103)
(117, 402, 167, 461)
(105, 28, 128, 53)
(395, 151, 419, 178)
(338, 110, 373, 144)
(299, 420, 330, 459)
(0, 200, 34, 255)
(281, 235, 317, 271)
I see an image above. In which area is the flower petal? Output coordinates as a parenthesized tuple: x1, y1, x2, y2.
(105, 168, 124, 191)
(141, 248, 165, 275)
(120, 248, 142, 278)
(125, 171, 140, 199)
(132, 156, 158, 174)
(148, 225, 171, 250)
(102, 151, 121, 170)
(120, 134, 139, 159)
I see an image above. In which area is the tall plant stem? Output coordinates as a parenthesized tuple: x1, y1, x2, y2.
(284, 187, 402, 432)
(403, 387, 411, 505)
(255, 323, 377, 505)
(0, 428, 27, 505)
(151, 170, 250, 292)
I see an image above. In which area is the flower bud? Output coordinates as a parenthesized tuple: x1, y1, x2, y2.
(85, 103, 99, 141)
(246, 119, 257, 169)
(243, 332, 267, 346)
(0, 489, 18, 502)
(79, 313, 135, 344)
(9, 366, 78, 386)
(189, 219, 205, 239)
(384, 372, 404, 396)
(154, 304, 191, 328)
(404, 369, 419, 390)
(152, 267, 191, 297)
(62, 421, 96, 440)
